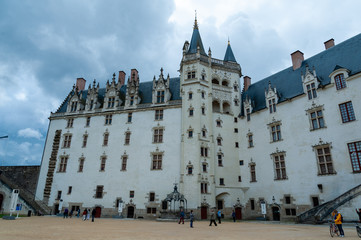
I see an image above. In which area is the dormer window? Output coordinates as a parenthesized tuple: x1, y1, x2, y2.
(157, 91, 165, 103)
(268, 98, 276, 113)
(130, 96, 134, 106)
(108, 97, 115, 108)
(306, 83, 317, 100)
(335, 73, 346, 90)
(246, 108, 251, 121)
(70, 101, 77, 112)
(89, 100, 94, 110)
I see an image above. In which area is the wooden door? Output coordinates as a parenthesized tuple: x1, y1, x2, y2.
(235, 207, 242, 220)
(272, 206, 280, 221)
(95, 207, 101, 218)
(127, 206, 134, 218)
(201, 206, 208, 219)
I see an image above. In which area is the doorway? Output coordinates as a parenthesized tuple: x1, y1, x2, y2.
(95, 207, 101, 218)
(54, 204, 59, 215)
(127, 206, 134, 218)
(272, 206, 280, 221)
(0, 194, 3, 212)
(201, 206, 208, 219)
(235, 207, 242, 220)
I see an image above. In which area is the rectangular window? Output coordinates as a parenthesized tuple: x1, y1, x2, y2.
(105, 114, 112, 125)
(274, 154, 287, 180)
(188, 92, 193, 100)
(250, 199, 255, 210)
(234, 117, 238, 123)
(246, 108, 251, 121)
(248, 134, 254, 148)
(67, 118, 74, 128)
(189, 109, 194, 116)
(103, 133, 109, 146)
(239, 160, 244, 166)
(335, 74, 346, 90)
(187, 166, 193, 174)
(218, 154, 223, 166)
(127, 113, 132, 123)
(82, 135, 88, 148)
(200, 147, 208, 157)
(201, 183, 208, 193)
(234, 128, 238, 133)
(86, 117, 91, 127)
(201, 91, 205, 98)
(95, 186, 103, 199)
(153, 128, 163, 143)
(188, 130, 193, 138)
(78, 158, 84, 172)
(121, 156, 127, 171)
(271, 124, 281, 142)
(59, 156, 68, 172)
(216, 120, 221, 127)
(155, 109, 163, 120)
(202, 107, 205, 115)
(285, 208, 296, 216)
(187, 71, 196, 79)
(285, 196, 291, 204)
(108, 97, 115, 108)
(63, 135, 72, 148)
(147, 208, 157, 214)
(306, 83, 317, 100)
(67, 186, 72, 195)
(238, 176, 242, 182)
(100, 157, 106, 171)
(250, 164, 256, 182)
(235, 142, 239, 148)
(130, 96, 134, 105)
(152, 154, 162, 170)
(129, 191, 134, 198)
(157, 91, 165, 103)
(57, 191, 62, 200)
(347, 141, 361, 173)
(149, 192, 155, 202)
(310, 110, 325, 130)
(89, 100, 93, 110)
(219, 178, 224, 185)
(70, 101, 77, 112)
(125, 132, 131, 145)
(339, 101, 355, 123)
(202, 163, 207, 172)
(316, 146, 334, 175)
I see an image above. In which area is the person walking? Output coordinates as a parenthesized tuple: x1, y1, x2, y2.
(178, 209, 185, 224)
(333, 210, 344, 237)
(86, 209, 90, 220)
(232, 210, 236, 222)
(356, 208, 361, 223)
(91, 208, 96, 222)
(190, 210, 194, 228)
(63, 208, 69, 218)
(209, 210, 217, 226)
(217, 209, 222, 224)
(82, 209, 87, 221)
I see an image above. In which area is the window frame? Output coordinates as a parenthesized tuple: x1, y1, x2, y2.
(335, 73, 346, 90)
(339, 101, 356, 123)
(347, 141, 361, 173)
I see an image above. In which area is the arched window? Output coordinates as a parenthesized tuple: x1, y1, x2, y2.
(212, 101, 220, 113)
(212, 79, 219, 85)
(222, 80, 229, 87)
(223, 102, 231, 114)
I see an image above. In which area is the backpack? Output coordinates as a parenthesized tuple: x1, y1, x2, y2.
(340, 214, 343, 223)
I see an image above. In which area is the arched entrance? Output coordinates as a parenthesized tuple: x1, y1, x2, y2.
(272, 206, 280, 221)
(201, 206, 208, 219)
(0, 194, 3, 211)
(127, 206, 134, 218)
(95, 206, 101, 218)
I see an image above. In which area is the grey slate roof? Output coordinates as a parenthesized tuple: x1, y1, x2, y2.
(56, 77, 181, 113)
(224, 43, 237, 62)
(241, 33, 361, 115)
(187, 26, 207, 55)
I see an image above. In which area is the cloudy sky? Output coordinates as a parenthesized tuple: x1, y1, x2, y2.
(0, 0, 360, 166)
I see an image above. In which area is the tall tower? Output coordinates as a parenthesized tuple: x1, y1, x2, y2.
(180, 17, 242, 216)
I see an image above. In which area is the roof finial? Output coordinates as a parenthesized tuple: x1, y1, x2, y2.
(228, 37, 230, 45)
(194, 10, 198, 30)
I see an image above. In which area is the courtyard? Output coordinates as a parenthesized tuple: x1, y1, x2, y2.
(0, 216, 360, 240)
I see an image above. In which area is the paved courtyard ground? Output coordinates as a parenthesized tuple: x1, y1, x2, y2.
(0, 216, 360, 240)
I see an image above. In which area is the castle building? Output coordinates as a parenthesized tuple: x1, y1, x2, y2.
(35, 19, 361, 221)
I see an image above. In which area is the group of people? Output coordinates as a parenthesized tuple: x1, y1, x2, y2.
(63, 208, 97, 222)
(331, 208, 361, 238)
(179, 209, 238, 228)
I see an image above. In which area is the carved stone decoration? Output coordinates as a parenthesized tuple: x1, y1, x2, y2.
(152, 68, 172, 105)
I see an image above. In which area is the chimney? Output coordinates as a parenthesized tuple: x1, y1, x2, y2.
(130, 69, 139, 83)
(244, 76, 251, 91)
(291, 50, 304, 70)
(76, 78, 86, 91)
(118, 71, 126, 86)
(324, 38, 335, 50)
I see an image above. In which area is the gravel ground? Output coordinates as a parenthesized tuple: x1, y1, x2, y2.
(0, 216, 360, 240)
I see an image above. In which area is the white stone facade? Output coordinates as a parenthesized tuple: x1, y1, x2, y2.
(35, 24, 361, 221)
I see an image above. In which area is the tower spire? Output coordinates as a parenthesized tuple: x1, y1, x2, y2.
(194, 10, 198, 30)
